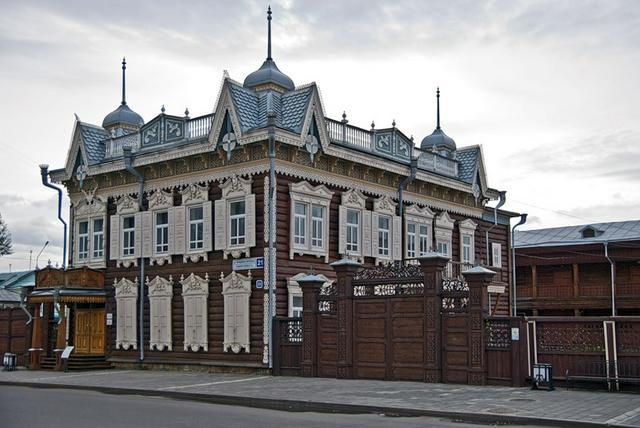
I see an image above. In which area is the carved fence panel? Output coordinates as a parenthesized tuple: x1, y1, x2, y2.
(0, 308, 30, 366)
(317, 283, 337, 377)
(272, 317, 302, 376)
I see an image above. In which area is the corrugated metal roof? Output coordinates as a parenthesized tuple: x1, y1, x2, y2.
(514, 220, 640, 248)
(0, 288, 20, 303)
(0, 270, 35, 289)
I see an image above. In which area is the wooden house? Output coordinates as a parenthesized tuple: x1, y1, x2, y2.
(514, 221, 640, 316)
(43, 10, 516, 370)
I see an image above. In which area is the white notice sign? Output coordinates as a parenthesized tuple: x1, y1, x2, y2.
(106, 313, 113, 326)
(232, 257, 265, 271)
(61, 346, 75, 359)
(511, 327, 520, 341)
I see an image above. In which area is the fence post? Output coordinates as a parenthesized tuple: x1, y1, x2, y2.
(418, 253, 449, 383)
(297, 274, 325, 377)
(272, 317, 281, 376)
(463, 266, 495, 386)
(28, 304, 43, 370)
(331, 258, 361, 379)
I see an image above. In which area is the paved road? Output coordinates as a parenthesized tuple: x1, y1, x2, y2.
(0, 385, 544, 428)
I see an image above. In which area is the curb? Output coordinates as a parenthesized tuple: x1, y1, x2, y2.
(0, 380, 635, 428)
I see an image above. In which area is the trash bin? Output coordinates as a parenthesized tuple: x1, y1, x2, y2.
(3, 353, 17, 371)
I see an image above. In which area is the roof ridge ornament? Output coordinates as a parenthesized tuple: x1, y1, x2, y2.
(436, 87, 440, 129)
(267, 6, 272, 60)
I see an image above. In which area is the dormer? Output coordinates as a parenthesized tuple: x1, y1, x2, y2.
(579, 225, 603, 239)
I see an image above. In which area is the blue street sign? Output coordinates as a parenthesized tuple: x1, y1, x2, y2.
(255, 279, 264, 289)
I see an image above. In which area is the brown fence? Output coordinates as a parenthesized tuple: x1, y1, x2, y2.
(0, 308, 30, 366)
(272, 317, 302, 376)
(527, 317, 640, 389)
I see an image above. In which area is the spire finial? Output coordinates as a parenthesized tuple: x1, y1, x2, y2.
(436, 87, 440, 129)
(121, 57, 127, 105)
(267, 6, 272, 60)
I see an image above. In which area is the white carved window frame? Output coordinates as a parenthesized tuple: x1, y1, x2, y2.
(338, 189, 371, 262)
(220, 271, 252, 354)
(405, 204, 435, 259)
(435, 211, 454, 275)
(289, 181, 333, 262)
(459, 219, 477, 266)
(492, 242, 503, 268)
(147, 275, 173, 351)
(114, 277, 138, 350)
(180, 273, 209, 352)
(287, 273, 332, 317)
(72, 195, 107, 269)
(177, 184, 212, 264)
(372, 196, 401, 264)
(215, 176, 256, 259)
(145, 189, 175, 266)
(110, 195, 141, 268)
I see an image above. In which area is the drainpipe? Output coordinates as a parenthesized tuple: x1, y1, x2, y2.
(39, 164, 67, 268)
(511, 213, 528, 317)
(398, 158, 418, 262)
(267, 111, 276, 369)
(485, 191, 507, 266)
(123, 146, 145, 362)
(19, 287, 33, 325)
(604, 242, 616, 317)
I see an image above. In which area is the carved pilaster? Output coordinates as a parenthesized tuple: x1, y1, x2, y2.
(297, 274, 325, 377)
(330, 258, 361, 379)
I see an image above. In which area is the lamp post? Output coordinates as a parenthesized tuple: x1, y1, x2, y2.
(35, 240, 49, 269)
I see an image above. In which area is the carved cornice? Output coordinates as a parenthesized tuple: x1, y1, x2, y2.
(146, 275, 173, 297)
(341, 189, 367, 209)
(148, 189, 174, 210)
(289, 180, 333, 201)
(179, 182, 209, 205)
(114, 277, 138, 297)
(373, 195, 397, 215)
(220, 270, 252, 294)
(180, 273, 209, 296)
(405, 204, 435, 221)
(435, 211, 455, 231)
(116, 195, 140, 215)
(219, 175, 252, 199)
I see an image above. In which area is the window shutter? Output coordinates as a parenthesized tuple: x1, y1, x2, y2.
(73, 220, 80, 264)
(110, 215, 120, 260)
(173, 206, 186, 255)
(167, 208, 175, 255)
(134, 212, 142, 258)
(116, 299, 125, 346)
(245, 194, 256, 248)
(125, 299, 136, 345)
(160, 298, 170, 349)
(202, 201, 213, 252)
(338, 206, 347, 255)
(195, 296, 206, 347)
(150, 299, 158, 348)
(371, 212, 379, 257)
(214, 199, 226, 250)
(235, 295, 248, 351)
(142, 211, 152, 258)
(184, 296, 193, 349)
(392, 215, 402, 260)
(225, 294, 235, 347)
(362, 210, 372, 257)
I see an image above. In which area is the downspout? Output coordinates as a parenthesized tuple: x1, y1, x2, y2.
(39, 165, 67, 268)
(604, 242, 616, 317)
(485, 191, 506, 266)
(511, 213, 528, 317)
(398, 158, 418, 262)
(19, 287, 33, 325)
(267, 110, 276, 369)
(123, 146, 145, 362)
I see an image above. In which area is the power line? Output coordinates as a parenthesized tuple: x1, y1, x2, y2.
(510, 199, 597, 223)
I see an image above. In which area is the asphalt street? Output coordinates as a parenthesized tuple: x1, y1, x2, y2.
(0, 385, 548, 428)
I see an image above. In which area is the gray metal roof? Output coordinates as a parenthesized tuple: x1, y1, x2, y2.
(243, 59, 295, 92)
(420, 127, 456, 152)
(0, 270, 35, 289)
(78, 123, 110, 164)
(455, 146, 479, 184)
(514, 220, 640, 248)
(0, 288, 20, 303)
(102, 103, 144, 128)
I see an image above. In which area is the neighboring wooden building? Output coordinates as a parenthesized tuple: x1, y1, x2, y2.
(514, 221, 640, 316)
(44, 10, 516, 370)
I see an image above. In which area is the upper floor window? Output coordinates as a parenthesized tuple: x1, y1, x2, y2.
(78, 221, 89, 260)
(459, 219, 477, 267)
(492, 242, 502, 268)
(215, 175, 256, 259)
(407, 223, 416, 258)
(346, 209, 360, 253)
(92, 219, 104, 258)
(419, 225, 430, 256)
(229, 200, 246, 246)
(189, 206, 204, 250)
(155, 211, 169, 254)
(289, 181, 333, 262)
(377, 215, 390, 257)
(372, 196, 401, 263)
(405, 204, 435, 260)
(122, 215, 136, 257)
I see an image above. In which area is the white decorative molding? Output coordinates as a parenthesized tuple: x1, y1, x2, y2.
(436, 211, 455, 230)
(116, 194, 140, 215)
(338, 189, 371, 261)
(372, 195, 401, 264)
(220, 271, 252, 354)
(146, 275, 173, 351)
(289, 180, 333, 262)
(182, 251, 208, 263)
(219, 174, 252, 199)
(114, 277, 138, 350)
(405, 204, 435, 258)
(215, 175, 255, 260)
(180, 273, 209, 352)
(148, 189, 174, 210)
(149, 255, 172, 266)
(71, 192, 107, 269)
(341, 189, 367, 209)
(373, 195, 397, 215)
(179, 183, 209, 206)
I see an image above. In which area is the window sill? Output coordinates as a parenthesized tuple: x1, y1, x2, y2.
(150, 255, 172, 266)
(222, 246, 251, 260)
(182, 251, 209, 263)
(290, 247, 329, 263)
(116, 257, 138, 268)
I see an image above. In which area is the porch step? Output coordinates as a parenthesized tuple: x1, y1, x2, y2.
(66, 355, 112, 371)
(39, 357, 57, 370)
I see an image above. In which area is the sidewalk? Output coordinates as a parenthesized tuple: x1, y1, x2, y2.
(1, 369, 639, 427)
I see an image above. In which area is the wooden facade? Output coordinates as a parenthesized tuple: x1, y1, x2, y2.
(515, 240, 640, 316)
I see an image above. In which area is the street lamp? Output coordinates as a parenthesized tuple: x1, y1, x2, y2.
(35, 241, 49, 269)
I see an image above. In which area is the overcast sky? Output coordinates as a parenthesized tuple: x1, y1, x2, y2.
(1, 0, 639, 271)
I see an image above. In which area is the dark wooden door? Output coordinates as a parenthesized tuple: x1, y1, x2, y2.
(74, 310, 91, 354)
(442, 313, 470, 383)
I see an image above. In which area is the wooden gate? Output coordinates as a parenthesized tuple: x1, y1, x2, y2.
(442, 313, 470, 383)
(74, 309, 105, 354)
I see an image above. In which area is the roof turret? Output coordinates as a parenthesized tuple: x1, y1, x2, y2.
(102, 58, 144, 130)
(420, 87, 456, 152)
(243, 7, 295, 93)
